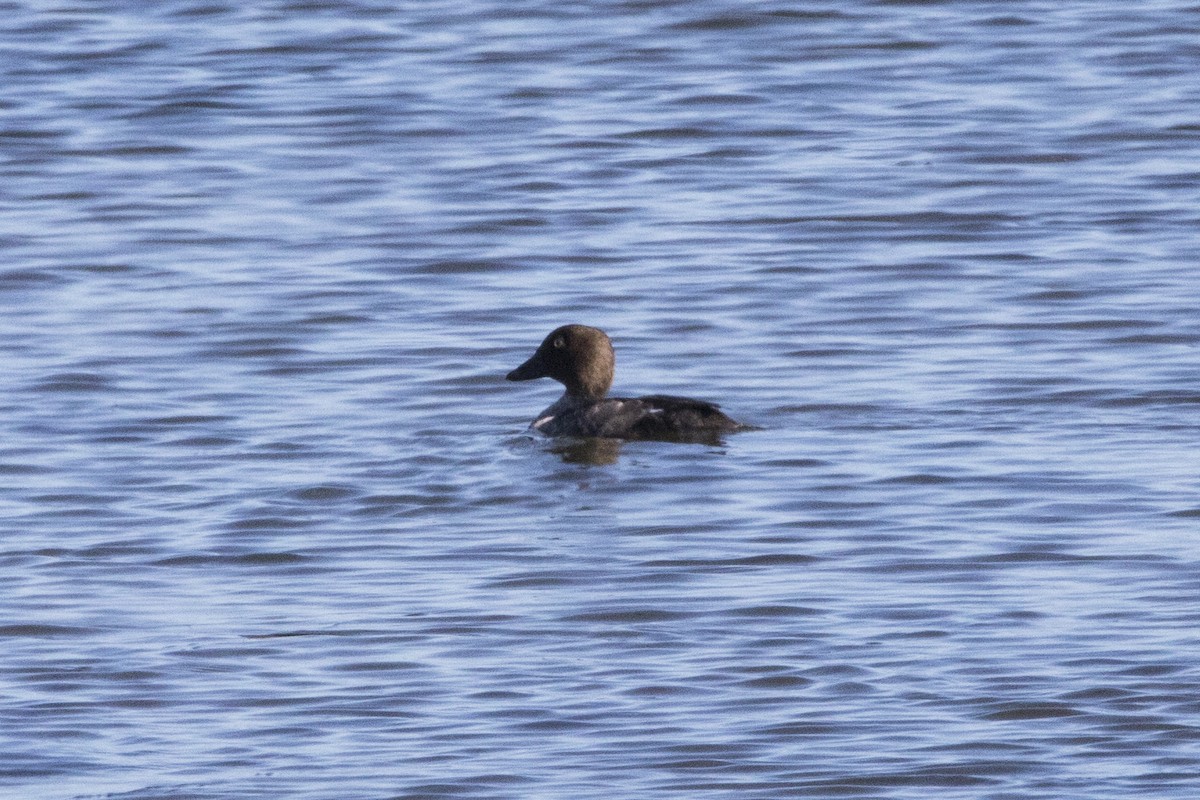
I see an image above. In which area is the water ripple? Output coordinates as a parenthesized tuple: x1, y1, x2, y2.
(1, 1, 1199, 798)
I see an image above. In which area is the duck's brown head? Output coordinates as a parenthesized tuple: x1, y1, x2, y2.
(506, 324, 615, 400)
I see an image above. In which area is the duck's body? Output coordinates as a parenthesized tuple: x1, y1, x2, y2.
(528, 391, 740, 440)
(507, 325, 745, 442)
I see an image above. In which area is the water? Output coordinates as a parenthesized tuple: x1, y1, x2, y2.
(3, 1, 1199, 797)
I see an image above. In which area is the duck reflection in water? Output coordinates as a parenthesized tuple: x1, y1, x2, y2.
(549, 436, 623, 465)
(507, 325, 748, 452)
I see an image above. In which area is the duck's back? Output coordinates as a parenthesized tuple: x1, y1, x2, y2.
(570, 394, 742, 442)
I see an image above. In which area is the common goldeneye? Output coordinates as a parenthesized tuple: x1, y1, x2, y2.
(506, 324, 746, 442)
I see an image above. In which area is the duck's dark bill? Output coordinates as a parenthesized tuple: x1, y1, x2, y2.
(506, 353, 546, 381)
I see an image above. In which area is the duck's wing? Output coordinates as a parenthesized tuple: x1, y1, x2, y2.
(621, 394, 742, 441)
(636, 394, 725, 413)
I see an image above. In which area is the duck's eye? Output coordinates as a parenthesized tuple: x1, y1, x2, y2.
(553, 336, 566, 349)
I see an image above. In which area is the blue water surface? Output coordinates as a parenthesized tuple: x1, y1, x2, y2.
(2, 2, 1199, 798)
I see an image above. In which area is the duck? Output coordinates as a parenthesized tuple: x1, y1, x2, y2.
(506, 324, 746, 442)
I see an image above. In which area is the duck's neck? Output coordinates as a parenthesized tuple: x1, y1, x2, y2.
(569, 349, 614, 399)
(557, 389, 599, 409)
(563, 379, 611, 404)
